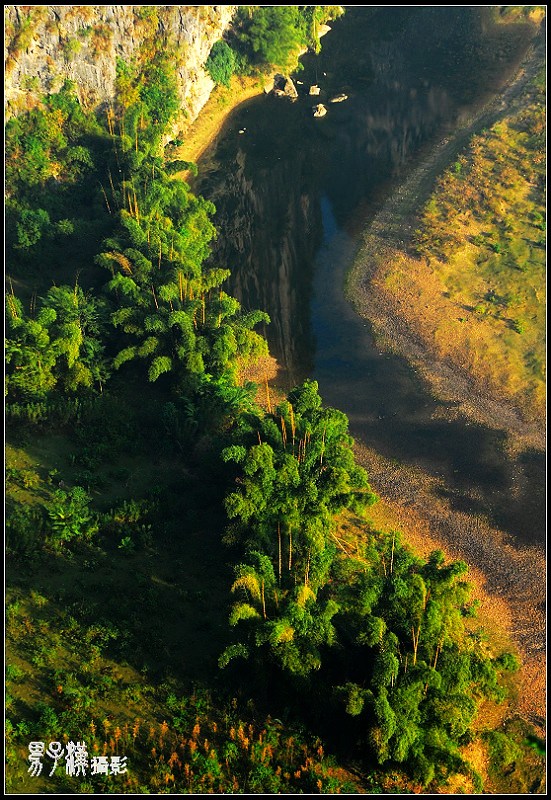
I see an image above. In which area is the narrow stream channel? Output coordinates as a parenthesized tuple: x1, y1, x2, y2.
(193, 7, 545, 548)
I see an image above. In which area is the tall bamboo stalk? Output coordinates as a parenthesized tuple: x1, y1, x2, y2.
(99, 183, 112, 214)
(288, 526, 292, 571)
(277, 522, 282, 587)
(151, 284, 159, 310)
(107, 168, 117, 207)
(106, 106, 115, 136)
(6, 293, 18, 320)
(280, 416, 287, 448)
(411, 625, 420, 666)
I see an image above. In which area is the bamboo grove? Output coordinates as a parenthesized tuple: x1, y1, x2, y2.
(5, 8, 542, 794)
(216, 380, 520, 788)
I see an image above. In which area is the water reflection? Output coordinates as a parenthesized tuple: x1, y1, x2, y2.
(196, 102, 325, 385)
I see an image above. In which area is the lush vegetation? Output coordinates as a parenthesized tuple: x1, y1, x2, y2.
(205, 6, 344, 85)
(5, 7, 545, 795)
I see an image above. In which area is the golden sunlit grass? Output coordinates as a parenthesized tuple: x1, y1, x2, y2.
(381, 64, 545, 427)
(172, 74, 266, 180)
(412, 103, 545, 416)
(350, 44, 545, 448)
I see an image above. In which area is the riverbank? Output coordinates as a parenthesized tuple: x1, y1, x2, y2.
(347, 32, 546, 455)
(176, 9, 546, 749)
(249, 353, 546, 734)
(174, 74, 266, 179)
(343, 31, 546, 736)
(353, 441, 546, 736)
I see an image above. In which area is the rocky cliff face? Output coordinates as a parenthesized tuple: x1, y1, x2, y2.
(4, 5, 236, 130)
(194, 109, 325, 385)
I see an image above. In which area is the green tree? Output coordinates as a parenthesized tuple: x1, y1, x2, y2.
(46, 486, 98, 548)
(236, 6, 306, 70)
(5, 294, 58, 402)
(233, 6, 344, 71)
(5, 285, 109, 404)
(205, 40, 238, 87)
(220, 381, 376, 676)
(41, 283, 110, 392)
(331, 530, 518, 788)
(98, 156, 268, 388)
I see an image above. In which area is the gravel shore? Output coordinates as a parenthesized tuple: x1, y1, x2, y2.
(355, 442, 545, 733)
(347, 38, 546, 733)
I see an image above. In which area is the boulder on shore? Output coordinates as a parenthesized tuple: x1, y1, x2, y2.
(272, 73, 298, 101)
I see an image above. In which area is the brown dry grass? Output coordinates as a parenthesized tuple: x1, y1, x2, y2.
(344, 40, 547, 736)
(348, 37, 546, 453)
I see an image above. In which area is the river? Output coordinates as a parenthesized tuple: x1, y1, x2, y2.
(191, 6, 545, 549)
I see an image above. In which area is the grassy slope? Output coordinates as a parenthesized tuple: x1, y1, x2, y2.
(6, 414, 363, 794)
(5, 393, 230, 791)
(411, 62, 545, 421)
(360, 46, 546, 433)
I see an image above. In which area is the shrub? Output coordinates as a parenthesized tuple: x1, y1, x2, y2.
(205, 40, 237, 87)
(46, 486, 98, 547)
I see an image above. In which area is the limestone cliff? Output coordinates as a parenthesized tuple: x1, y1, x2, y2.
(4, 5, 236, 131)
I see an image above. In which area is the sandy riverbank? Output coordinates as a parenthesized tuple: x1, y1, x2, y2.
(174, 74, 266, 180)
(345, 36, 546, 731)
(354, 441, 545, 733)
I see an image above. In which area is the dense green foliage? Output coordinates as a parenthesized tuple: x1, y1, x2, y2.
(205, 40, 239, 87)
(218, 393, 522, 787)
(205, 5, 344, 85)
(236, 6, 309, 70)
(6, 285, 109, 401)
(5, 7, 544, 794)
(5, 80, 108, 272)
(219, 381, 376, 675)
